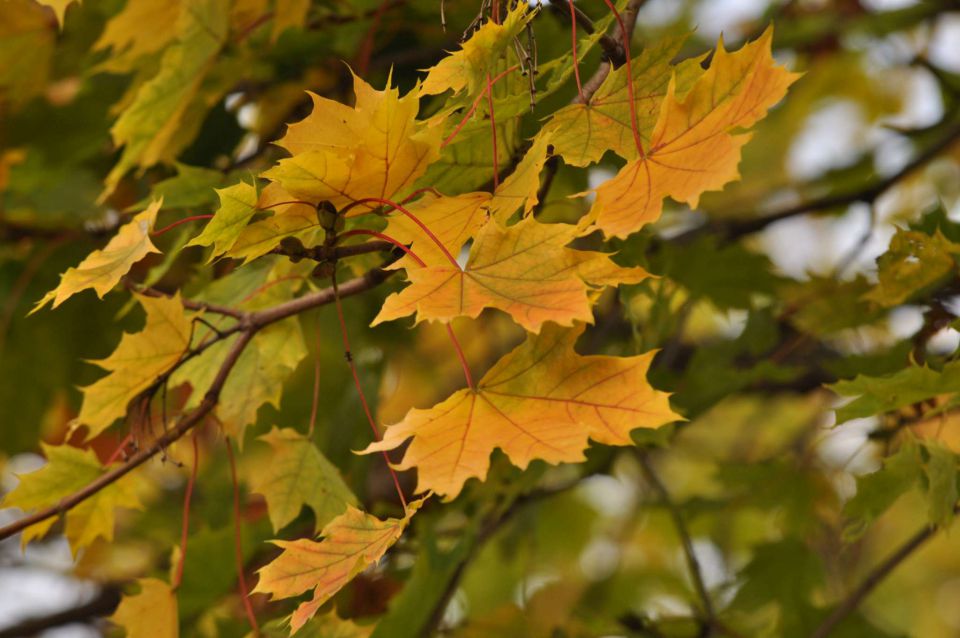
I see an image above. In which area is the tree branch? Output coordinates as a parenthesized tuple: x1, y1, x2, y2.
(0, 584, 122, 638)
(637, 452, 717, 624)
(0, 264, 397, 543)
(809, 504, 960, 638)
(681, 118, 960, 243)
(573, 0, 647, 105)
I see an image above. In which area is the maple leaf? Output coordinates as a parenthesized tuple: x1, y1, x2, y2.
(363, 324, 680, 498)
(259, 611, 372, 638)
(104, 0, 230, 192)
(373, 217, 648, 332)
(172, 318, 305, 441)
(187, 180, 260, 259)
(249, 427, 358, 533)
(382, 191, 491, 268)
(225, 184, 321, 264)
(110, 578, 178, 638)
(255, 499, 424, 633)
(584, 27, 800, 238)
(264, 75, 441, 212)
(2, 443, 143, 553)
(487, 133, 553, 222)
(541, 36, 704, 167)
(74, 293, 192, 440)
(93, 0, 180, 73)
(420, 3, 534, 98)
(33, 200, 162, 313)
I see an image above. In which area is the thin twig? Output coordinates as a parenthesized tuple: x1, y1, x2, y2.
(682, 119, 960, 243)
(810, 503, 960, 638)
(637, 451, 717, 623)
(0, 265, 397, 542)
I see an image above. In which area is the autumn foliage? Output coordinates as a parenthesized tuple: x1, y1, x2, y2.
(3, 0, 960, 637)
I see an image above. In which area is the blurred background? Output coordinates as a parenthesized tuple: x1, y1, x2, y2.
(3, 0, 960, 636)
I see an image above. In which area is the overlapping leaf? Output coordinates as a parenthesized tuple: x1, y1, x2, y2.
(264, 75, 442, 211)
(420, 3, 534, 98)
(105, 0, 229, 191)
(249, 427, 357, 533)
(382, 191, 491, 268)
(72, 293, 192, 439)
(585, 28, 800, 238)
(187, 180, 260, 258)
(172, 317, 305, 441)
(110, 579, 178, 638)
(33, 200, 162, 312)
(363, 324, 680, 498)
(374, 217, 648, 332)
(864, 229, 960, 307)
(255, 500, 424, 633)
(542, 35, 702, 167)
(3, 443, 143, 553)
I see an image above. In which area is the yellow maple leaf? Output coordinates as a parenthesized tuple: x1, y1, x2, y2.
(93, 0, 180, 73)
(420, 3, 534, 98)
(171, 317, 305, 442)
(2, 443, 144, 553)
(487, 133, 553, 222)
(382, 191, 491, 268)
(585, 27, 800, 238)
(110, 579, 178, 638)
(75, 292, 192, 440)
(363, 324, 680, 498)
(248, 427, 357, 533)
(186, 180, 259, 259)
(373, 217, 648, 332)
(541, 35, 702, 167)
(255, 499, 424, 633)
(264, 75, 441, 212)
(33, 200, 162, 313)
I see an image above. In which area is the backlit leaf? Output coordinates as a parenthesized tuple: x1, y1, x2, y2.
(255, 500, 424, 633)
(420, 3, 534, 98)
(187, 180, 260, 259)
(104, 0, 230, 191)
(249, 427, 357, 533)
(363, 324, 679, 498)
(73, 292, 192, 439)
(110, 578, 178, 638)
(3, 443, 143, 553)
(542, 35, 700, 167)
(265, 75, 441, 212)
(373, 217, 649, 332)
(33, 200, 162, 312)
(585, 27, 800, 238)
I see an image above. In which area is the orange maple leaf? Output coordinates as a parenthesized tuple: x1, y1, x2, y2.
(264, 75, 441, 212)
(372, 217, 648, 332)
(254, 500, 423, 633)
(585, 27, 800, 238)
(363, 324, 680, 498)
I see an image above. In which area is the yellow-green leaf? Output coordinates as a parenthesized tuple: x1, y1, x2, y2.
(264, 75, 441, 212)
(33, 200, 162, 313)
(255, 500, 424, 633)
(74, 292, 192, 439)
(249, 427, 357, 533)
(187, 180, 260, 259)
(110, 579, 178, 638)
(104, 0, 229, 191)
(3, 443, 143, 553)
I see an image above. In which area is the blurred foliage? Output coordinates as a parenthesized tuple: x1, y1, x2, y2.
(2, 0, 960, 637)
